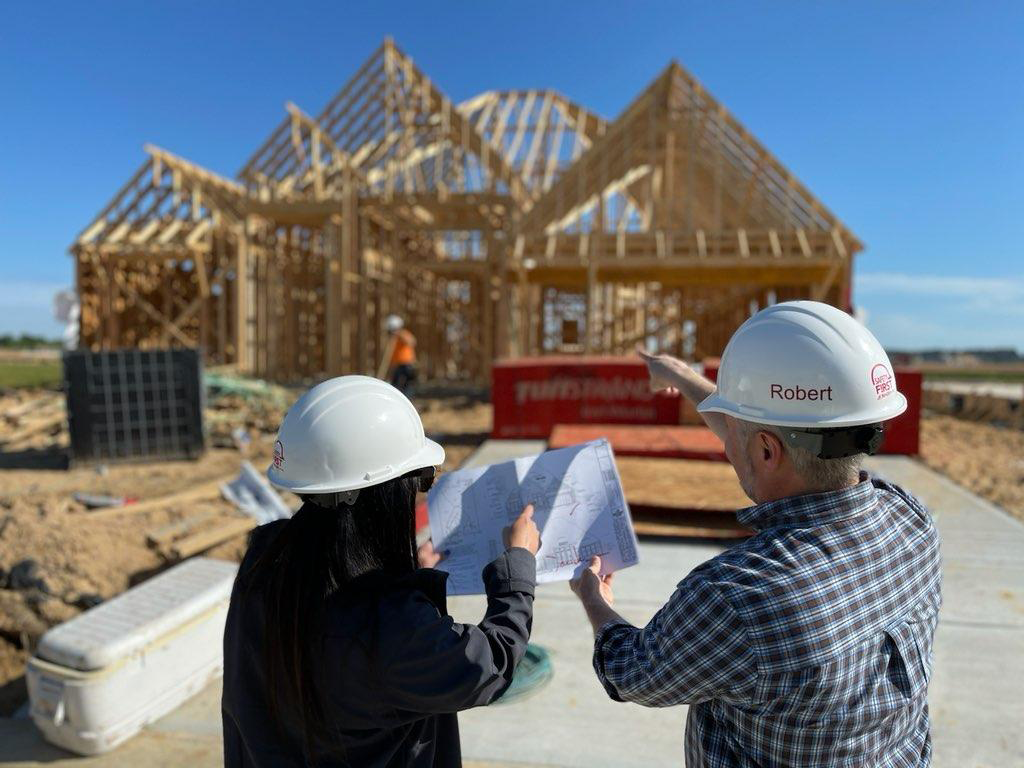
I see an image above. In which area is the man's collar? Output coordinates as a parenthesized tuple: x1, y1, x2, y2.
(736, 472, 877, 531)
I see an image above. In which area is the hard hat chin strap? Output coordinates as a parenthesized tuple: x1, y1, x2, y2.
(299, 467, 436, 511)
(302, 489, 360, 509)
(781, 424, 885, 460)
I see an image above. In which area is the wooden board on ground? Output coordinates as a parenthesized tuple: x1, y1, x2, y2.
(89, 476, 231, 520)
(631, 510, 750, 539)
(617, 456, 749, 510)
(166, 517, 256, 560)
(550, 423, 726, 461)
(145, 510, 217, 546)
(617, 456, 752, 539)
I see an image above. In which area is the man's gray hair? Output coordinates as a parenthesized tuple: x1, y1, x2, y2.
(737, 420, 863, 492)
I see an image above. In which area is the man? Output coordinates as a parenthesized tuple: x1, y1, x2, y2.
(384, 314, 418, 395)
(570, 300, 941, 767)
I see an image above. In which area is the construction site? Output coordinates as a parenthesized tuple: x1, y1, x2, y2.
(1, 35, 1023, 768)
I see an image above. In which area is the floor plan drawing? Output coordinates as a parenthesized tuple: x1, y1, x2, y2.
(431, 476, 480, 542)
(427, 439, 640, 595)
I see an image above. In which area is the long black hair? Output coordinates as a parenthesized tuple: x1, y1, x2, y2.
(238, 470, 423, 756)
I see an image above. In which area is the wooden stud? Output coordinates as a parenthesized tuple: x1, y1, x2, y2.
(75, 41, 862, 387)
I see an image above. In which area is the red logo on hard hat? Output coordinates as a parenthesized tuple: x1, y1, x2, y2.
(273, 440, 285, 470)
(871, 364, 893, 400)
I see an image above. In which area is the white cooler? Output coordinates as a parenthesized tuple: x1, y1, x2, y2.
(26, 557, 239, 755)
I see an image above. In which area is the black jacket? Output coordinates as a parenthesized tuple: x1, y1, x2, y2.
(222, 520, 536, 767)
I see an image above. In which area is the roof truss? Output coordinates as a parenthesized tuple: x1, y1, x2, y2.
(239, 39, 526, 204)
(75, 145, 245, 254)
(520, 61, 860, 249)
(77, 40, 860, 259)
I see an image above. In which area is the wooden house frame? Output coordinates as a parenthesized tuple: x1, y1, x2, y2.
(73, 39, 861, 384)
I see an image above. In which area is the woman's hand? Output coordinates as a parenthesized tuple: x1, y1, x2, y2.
(504, 504, 540, 555)
(417, 538, 446, 569)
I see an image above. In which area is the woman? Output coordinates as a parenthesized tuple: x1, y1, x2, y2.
(222, 376, 539, 767)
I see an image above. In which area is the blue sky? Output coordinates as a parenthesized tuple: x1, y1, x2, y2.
(1, 2, 1021, 350)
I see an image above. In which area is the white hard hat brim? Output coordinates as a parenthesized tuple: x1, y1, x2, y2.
(267, 437, 446, 495)
(697, 390, 908, 429)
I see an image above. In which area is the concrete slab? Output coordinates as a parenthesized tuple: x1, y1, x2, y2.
(452, 540, 723, 768)
(0, 684, 223, 766)
(2, 456, 1021, 767)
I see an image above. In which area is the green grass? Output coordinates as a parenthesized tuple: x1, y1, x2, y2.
(923, 370, 1024, 384)
(0, 360, 62, 389)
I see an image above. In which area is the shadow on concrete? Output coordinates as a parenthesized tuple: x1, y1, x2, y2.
(0, 723, 72, 764)
(0, 673, 26, 718)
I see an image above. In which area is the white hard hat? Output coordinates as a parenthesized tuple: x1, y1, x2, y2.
(267, 375, 444, 494)
(385, 314, 404, 332)
(698, 300, 907, 428)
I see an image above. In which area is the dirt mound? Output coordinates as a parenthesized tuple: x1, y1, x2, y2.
(919, 413, 1024, 521)
(0, 390, 490, 714)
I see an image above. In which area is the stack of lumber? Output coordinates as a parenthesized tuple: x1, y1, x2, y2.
(88, 475, 257, 561)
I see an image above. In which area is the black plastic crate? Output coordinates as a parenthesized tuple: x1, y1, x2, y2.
(63, 348, 205, 464)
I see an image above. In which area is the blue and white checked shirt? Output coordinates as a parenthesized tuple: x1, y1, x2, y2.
(593, 474, 942, 767)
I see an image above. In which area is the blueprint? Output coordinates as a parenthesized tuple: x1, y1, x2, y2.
(427, 439, 639, 596)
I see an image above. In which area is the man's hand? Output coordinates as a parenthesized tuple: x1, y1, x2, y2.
(637, 348, 728, 444)
(504, 504, 540, 555)
(417, 538, 445, 569)
(571, 556, 625, 635)
(570, 556, 616, 607)
(637, 348, 690, 393)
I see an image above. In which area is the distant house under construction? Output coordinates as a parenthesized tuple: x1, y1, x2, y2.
(72, 39, 861, 385)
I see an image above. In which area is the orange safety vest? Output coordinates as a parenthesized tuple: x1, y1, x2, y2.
(390, 330, 416, 365)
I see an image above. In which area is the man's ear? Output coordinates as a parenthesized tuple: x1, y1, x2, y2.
(758, 430, 785, 468)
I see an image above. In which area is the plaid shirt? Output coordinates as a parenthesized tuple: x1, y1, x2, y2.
(593, 474, 941, 767)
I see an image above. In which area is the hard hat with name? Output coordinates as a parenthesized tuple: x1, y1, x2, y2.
(697, 300, 907, 428)
(267, 375, 444, 494)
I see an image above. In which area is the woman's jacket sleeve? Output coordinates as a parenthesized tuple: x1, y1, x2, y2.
(381, 547, 536, 714)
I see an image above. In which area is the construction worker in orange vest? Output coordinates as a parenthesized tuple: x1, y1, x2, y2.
(384, 315, 417, 394)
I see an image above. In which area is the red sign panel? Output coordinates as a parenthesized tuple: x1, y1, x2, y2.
(880, 369, 921, 455)
(492, 356, 680, 439)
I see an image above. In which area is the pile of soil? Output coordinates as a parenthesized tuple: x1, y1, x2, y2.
(0, 390, 490, 715)
(0, 448, 261, 714)
(919, 413, 1024, 523)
